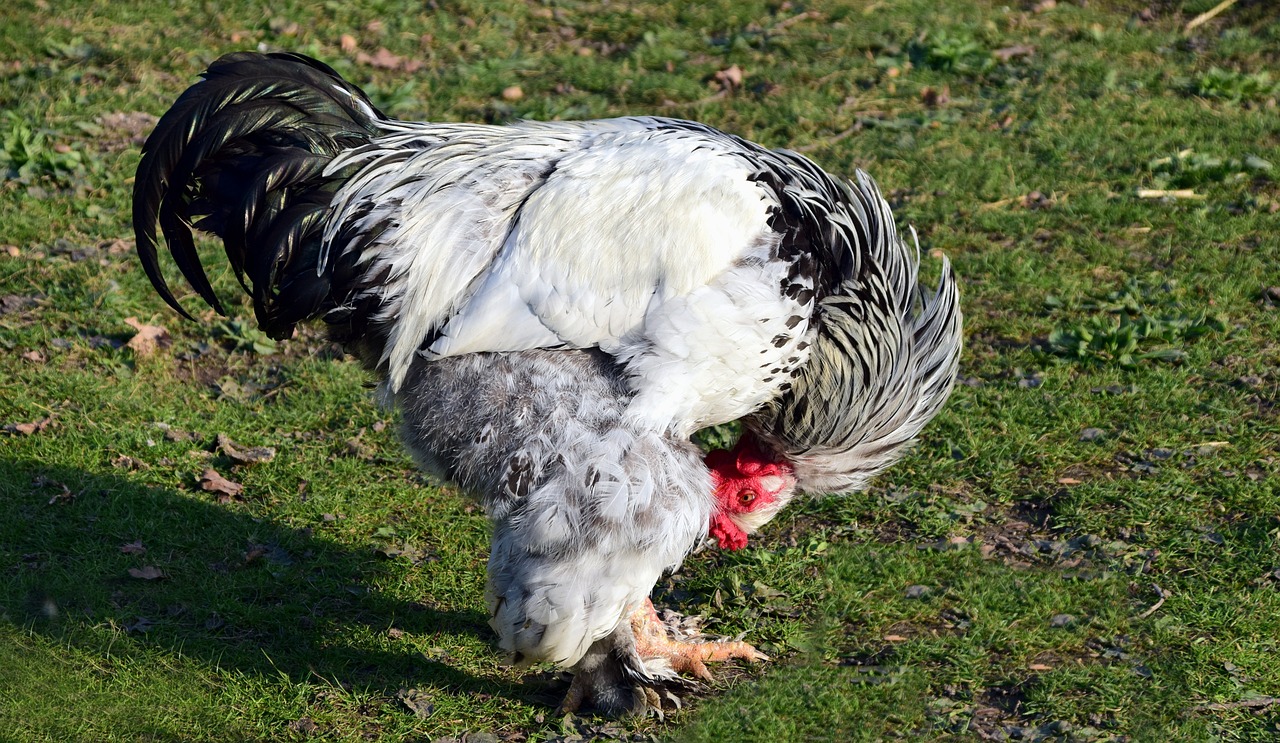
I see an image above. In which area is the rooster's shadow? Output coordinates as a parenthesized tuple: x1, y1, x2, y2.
(0, 460, 550, 706)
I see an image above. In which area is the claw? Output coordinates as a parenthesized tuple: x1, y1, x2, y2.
(630, 598, 769, 682)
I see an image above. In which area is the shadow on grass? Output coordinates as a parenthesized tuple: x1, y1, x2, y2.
(0, 459, 538, 705)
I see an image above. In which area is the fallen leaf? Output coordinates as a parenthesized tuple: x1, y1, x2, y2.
(216, 433, 276, 465)
(111, 454, 147, 470)
(21, 350, 45, 363)
(340, 33, 357, 53)
(199, 468, 244, 499)
(1057, 477, 1083, 485)
(45, 480, 74, 505)
(356, 47, 423, 73)
(396, 688, 435, 718)
(883, 634, 908, 642)
(920, 85, 950, 107)
(1029, 663, 1054, 671)
(501, 85, 524, 101)
(243, 543, 268, 564)
(3, 245, 18, 257)
(128, 565, 166, 580)
(120, 540, 147, 555)
(993, 44, 1035, 62)
(713, 64, 744, 91)
(4, 416, 53, 436)
(124, 316, 170, 356)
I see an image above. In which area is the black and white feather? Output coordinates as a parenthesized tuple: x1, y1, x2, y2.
(133, 52, 961, 689)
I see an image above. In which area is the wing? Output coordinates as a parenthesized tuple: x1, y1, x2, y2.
(322, 118, 813, 431)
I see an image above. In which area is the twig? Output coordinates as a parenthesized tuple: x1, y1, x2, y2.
(1137, 583, 1168, 619)
(1189, 696, 1280, 713)
(1185, 0, 1238, 32)
(794, 125, 859, 153)
(1137, 188, 1205, 200)
(769, 10, 821, 34)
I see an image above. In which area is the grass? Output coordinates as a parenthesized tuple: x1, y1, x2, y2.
(2, 0, 1279, 740)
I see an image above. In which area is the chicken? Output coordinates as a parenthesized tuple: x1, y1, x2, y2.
(133, 52, 962, 714)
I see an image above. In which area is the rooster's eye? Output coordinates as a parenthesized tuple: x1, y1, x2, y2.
(738, 490, 757, 507)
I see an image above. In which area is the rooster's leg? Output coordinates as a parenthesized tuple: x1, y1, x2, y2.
(631, 598, 768, 682)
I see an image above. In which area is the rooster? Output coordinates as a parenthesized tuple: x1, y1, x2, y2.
(133, 52, 962, 714)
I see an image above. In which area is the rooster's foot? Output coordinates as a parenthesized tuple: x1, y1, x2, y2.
(631, 598, 768, 682)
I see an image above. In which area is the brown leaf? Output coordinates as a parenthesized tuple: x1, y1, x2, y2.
(993, 44, 1035, 62)
(921, 85, 950, 108)
(100, 238, 132, 255)
(128, 565, 166, 580)
(199, 468, 244, 499)
(21, 350, 45, 363)
(4, 416, 53, 436)
(216, 433, 276, 465)
(356, 47, 424, 73)
(1057, 477, 1083, 485)
(2, 245, 18, 257)
(120, 540, 147, 555)
(124, 316, 170, 356)
(713, 64, 744, 91)
(243, 543, 268, 564)
(340, 33, 358, 53)
(883, 634, 908, 642)
(501, 85, 524, 101)
(111, 454, 147, 470)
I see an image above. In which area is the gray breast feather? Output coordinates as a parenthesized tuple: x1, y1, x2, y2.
(394, 349, 713, 666)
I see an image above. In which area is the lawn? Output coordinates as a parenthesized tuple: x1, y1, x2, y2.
(2, 0, 1278, 740)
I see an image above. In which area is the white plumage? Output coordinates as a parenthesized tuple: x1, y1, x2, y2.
(133, 52, 962, 713)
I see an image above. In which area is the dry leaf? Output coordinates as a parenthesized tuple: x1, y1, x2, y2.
(1057, 477, 1083, 485)
(21, 350, 45, 363)
(243, 543, 268, 564)
(4, 416, 53, 436)
(713, 65, 744, 91)
(216, 433, 276, 465)
(120, 540, 147, 555)
(124, 316, 170, 356)
(921, 85, 950, 107)
(993, 44, 1036, 62)
(128, 566, 166, 580)
(1029, 663, 1054, 671)
(501, 85, 524, 101)
(883, 634, 908, 642)
(111, 454, 147, 470)
(356, 47, 423, 73)
(45, 480, 74, 505)
(199, 468, 244, 499)
(340, 33, 358, 53)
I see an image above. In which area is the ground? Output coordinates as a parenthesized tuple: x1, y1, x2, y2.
(1, 0, 1278, 741)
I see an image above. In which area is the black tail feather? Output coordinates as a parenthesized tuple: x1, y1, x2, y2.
(133, 52, 385, 337)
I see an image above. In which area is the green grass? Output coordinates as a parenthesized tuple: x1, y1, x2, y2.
(3, 0, 1279, 740)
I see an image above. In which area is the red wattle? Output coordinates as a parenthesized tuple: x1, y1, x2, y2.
(709, 512, 748, 550)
